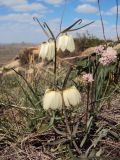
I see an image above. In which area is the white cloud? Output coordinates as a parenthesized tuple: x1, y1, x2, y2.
(109, 5, 120, 14)
(12, 3, 47, 12)
(0, 0, 47, 12)
(47, 18, 61, 35)
(76, 4, 98, 13)
(0, 17, 118, 43)
(44, 0, 64, 5)
(0, 22, 45, 43)
(105, 5, 120, 15)
(80, 0, 97, 3)
(0, 12, 61, 43)
(100, 5, 120, 16)
(0, 13, 41, 23)
(0, 0, 26, 6)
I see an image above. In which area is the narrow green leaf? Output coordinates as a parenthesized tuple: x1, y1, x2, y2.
(68, 21, 95, 32)
(44, 22, 55, 40)
(33, 17, 50, 38)
(80, 134, 87, 148)
(12, 68, 40, 102)
(87, 116, 93, 132)
(61, 19, 82, 33)
(16, 79, 36, 108)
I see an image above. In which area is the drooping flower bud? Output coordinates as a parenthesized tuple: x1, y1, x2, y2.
(63, 86, 81, 107)
(57, 34, 75, 52)
(43, 89, 62, 110)
(39, 40, 55, 61)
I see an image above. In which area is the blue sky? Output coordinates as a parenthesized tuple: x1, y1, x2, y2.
(0, 0, 120, 43)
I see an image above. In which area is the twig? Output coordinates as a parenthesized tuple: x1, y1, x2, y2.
(97, 0, 107, 46)
(100, 140, 120, 148)
(72, 140, 82, 155)
(72, 113, 85, 136)
(60, 0, 68, 32)
(53, 126, 66, 136)
(97, 115, 117, 125)
(116, 0, 120, 41)
(63, 109, 71, 136)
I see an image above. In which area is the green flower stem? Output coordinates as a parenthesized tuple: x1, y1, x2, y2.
(86, 84, 90, 127)
(90, 80, 95, 115)
(54, 40, 57, 84)
(61, 93, 71, 136)
(62, 66, 73, 89)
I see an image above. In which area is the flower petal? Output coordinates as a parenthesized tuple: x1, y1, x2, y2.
(57, 35, 68, 52)
(47, 41, 55, 61)
(66, 35, 75, 52)
(63, 86, 81, 107)
(43, 90, 62, 110)
(39, 42, 49, 59)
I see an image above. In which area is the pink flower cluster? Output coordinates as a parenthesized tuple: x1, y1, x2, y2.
(95, 45, 104, 55)
(95, 45, 117, 66)
(82, 73, 94, 83)
(99, 47, 117, 66)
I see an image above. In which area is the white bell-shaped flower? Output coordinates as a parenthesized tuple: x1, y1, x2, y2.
(47, 41, 55, 61)
(39, 41, 55, 61)
(63, 86, 81, 107)
(39, 42, 49, 59)
(57, 34, 75, 52)
(57, 35, 68, 52)
(43, 89, 62, 110)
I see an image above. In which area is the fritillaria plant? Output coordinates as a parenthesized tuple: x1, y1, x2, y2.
(33, 17, 94, 78)
(33, 16, 95, 155)
(35, 17, 96, 112)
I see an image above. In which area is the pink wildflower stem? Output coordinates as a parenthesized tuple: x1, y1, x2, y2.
(86, 84, 90, 127)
